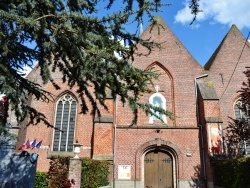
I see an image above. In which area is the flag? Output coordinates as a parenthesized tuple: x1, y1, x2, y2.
(18, 142, 26, 150)
(30, 139, 36, 149)
(25, 140, 30, 149)
(35, 141, 42, 149)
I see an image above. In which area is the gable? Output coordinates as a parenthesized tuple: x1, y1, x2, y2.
(132, 16, 202, 73)
(204, 24, 250, 70)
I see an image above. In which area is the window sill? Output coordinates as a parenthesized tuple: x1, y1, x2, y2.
(47, 151, 74, 159)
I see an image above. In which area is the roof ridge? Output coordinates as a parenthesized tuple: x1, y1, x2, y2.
(204, 24, 245, 70)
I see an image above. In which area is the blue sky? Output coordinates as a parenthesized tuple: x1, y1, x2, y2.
(139, 0, 250, 66)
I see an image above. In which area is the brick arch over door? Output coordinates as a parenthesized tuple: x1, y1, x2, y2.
(135, 138, 180, 183)
(146, 61, 175, 125)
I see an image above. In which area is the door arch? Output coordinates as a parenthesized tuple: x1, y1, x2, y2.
(144, 149, 173, 188)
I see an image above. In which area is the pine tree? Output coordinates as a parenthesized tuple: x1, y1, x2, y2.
(0, 1, 199, 130)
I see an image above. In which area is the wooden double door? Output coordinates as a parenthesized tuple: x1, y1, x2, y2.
(144, 150, 173, 188)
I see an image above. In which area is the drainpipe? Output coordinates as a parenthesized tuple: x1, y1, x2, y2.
(194, 74, 208, 186)
(112, 98, 117, 188)
(198, 124, 206, 186)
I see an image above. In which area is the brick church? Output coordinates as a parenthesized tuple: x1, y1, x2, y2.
(16, 16, 250, 187)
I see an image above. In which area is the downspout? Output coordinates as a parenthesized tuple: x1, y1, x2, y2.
(198, 124, 206, 186)
(194, 74, 208, 186)
(112, 98, 117, 188)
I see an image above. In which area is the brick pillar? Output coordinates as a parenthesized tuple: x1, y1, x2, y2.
(69, 158, 82, 188)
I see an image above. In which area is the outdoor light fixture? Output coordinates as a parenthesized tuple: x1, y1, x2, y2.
(73, 141, 82, 159)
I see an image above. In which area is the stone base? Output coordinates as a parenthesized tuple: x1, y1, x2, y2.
(110, 179, 205, 188)
(69, 158, 82, 188)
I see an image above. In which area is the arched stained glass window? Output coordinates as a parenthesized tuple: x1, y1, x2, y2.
(53, 94, 77, 152)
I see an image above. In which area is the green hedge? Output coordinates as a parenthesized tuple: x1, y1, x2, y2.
(35, 158, 110, 188)
(214, 157, 250, 188)
(35, 171, 49, 188)
(81, 158, 110, 188)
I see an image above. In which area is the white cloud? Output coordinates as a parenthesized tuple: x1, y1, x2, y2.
(114, 51, 123, 60)
(18, 64, 33, 77)
(111, 36, 128, 60)
(175, 0, 250, 29)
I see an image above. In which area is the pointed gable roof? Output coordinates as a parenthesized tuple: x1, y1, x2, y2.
(135, 16, 201, 70)
(139, 16, 188, 51)
(204, 24, 250, 70)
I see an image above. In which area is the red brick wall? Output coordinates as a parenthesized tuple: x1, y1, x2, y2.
(18, 72, 113, 171)
(93, 123, 113, 157)
(203, 100, 221, 118)
(114, 128, 201, 180)
(202, 25, 250, 185)
(131, 17, 203, 128)
(206, 25, 250, 128)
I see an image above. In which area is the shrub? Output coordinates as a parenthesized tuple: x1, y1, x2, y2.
(214, 157, 250, 188)
(81, 158, 109, 188)
(48, 157, 74, 188)
(35, 171, 49, 188)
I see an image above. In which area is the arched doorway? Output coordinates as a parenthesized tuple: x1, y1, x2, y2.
(144, 149, 173, 188)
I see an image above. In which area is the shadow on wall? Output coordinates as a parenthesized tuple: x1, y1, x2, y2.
(0, 138, 37, 188)
(189, 165, 206, 188)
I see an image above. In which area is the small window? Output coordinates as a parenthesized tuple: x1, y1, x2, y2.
(149, 91, 166, 124)
(52, 94, 77, 152)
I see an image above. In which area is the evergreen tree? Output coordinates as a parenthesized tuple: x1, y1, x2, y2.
(0, 0, 199, 130)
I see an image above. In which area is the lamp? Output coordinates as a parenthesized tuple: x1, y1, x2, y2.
(73, 141, 82, 159)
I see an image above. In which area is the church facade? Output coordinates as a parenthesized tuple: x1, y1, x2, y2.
(17, 17, 250, 188)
